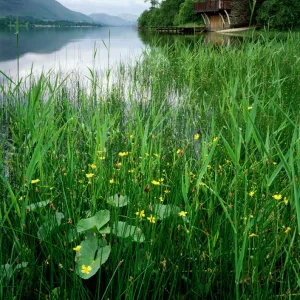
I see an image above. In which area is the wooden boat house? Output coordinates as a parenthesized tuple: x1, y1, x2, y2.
(194, 0, 251, 31)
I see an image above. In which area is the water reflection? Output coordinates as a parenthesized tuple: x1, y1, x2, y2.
(0, 27, 145, 79)
(137, 30, 246, 48)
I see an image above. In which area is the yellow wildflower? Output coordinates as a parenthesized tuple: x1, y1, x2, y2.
(179, 211, 187, 217)
(128, 169, 135, 173)
(213, 137, 218, 143)
(89, 164, 97, 169)
(151, 180, 160, 185)
(249, 191, 255, 197)
(145, 153, 150, 157)
(116, 162, 122, 167)
(109, 179, 115, 184)
(194, 133, 200, 140)
(249, 233, 258, 238)
(73, 245, 82, 252)
(99, 156, 106, 160)
(284, 227, 291, 234)
(153, 153, 159, 157)
(81, 265, 92, 275)
(147, 214, 156, 224)
(272, 194, 282, 200)
(159, 196, 164, 202)
(164, 189, 170, 194)
(159, 178, 164, 182)
(248, 106, 253, 110)
(86, 173, 94, 179)
(31, 179, 40, 184)
(19, 196, 23, 201)
(283, 197, 288, 205)
(135, 210, 145, 219)
(129, 134, 133, 139)
(119, 152, 129, 157)
(176, 149, 181, 154)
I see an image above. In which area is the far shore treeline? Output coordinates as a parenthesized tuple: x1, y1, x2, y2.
(138, 0, 300, 30)
(0, 16, 101, 28)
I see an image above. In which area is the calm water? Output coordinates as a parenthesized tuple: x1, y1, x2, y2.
(0, 27, 146, 80)
(0, 26, 245, 81)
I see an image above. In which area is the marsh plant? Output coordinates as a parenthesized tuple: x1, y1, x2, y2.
(0, 32, 300, 299)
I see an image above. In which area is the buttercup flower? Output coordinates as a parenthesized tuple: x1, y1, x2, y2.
(283, 197, 288, 205)
(73, 245, 82, 252)
(249, 233, 258, 238)
(81, 265, 92, 275)
(151, 180, 160, 185)
(272, 194, 282, 200)
(89, 164, 97, 169)
(109, 179, 115, 184)
(31, 179, 40, 184)
(86, 173, 94, 179)
(147, 214, 156, 223)
(179, 211, 187, 217)
(248, 106, 253, 110)
(135, 210, 145, 219)
(194, 133, 200, 140)
(249, 191, 255, 197)
(213, 137, 218, 143)
(119, 152, 129, 157)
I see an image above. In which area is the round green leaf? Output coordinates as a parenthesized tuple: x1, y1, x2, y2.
(77, 210, 110, 233)
(107, 194, 129, 207)
(75, 236, 111, 279)
(112, 221, 145, 243)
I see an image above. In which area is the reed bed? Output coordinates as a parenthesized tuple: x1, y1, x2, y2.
(0, 32, 300, 299)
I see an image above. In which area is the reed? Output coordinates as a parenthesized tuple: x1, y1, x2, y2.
(0, 32, 299, 299)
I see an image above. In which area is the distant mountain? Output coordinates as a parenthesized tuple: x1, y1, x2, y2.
(89, 13, 137, 27)
(118, 14, 139, 23)
(0, 0, 93, 22)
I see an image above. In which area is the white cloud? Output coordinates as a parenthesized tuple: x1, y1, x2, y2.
(57, 0, 149, 16)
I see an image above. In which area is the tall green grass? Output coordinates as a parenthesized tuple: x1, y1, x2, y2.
(0, 32, 300, 299)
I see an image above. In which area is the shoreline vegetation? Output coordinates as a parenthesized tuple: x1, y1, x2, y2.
(1, 32, 300, 299)
(0, 16, 101, 28)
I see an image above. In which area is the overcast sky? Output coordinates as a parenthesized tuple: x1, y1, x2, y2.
(57, 0, 149, 16)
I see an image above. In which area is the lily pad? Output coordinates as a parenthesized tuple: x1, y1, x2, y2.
(153, 204, 180, 220)
(27, 200, 50, 212)
(77, 210, 110, 233)
(107, 194, 129, 207)
(75, 236, 111, 279)
(37, 212, 64, 240)
(112, 221, 145, 243)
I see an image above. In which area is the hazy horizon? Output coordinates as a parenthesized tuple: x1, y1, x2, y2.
(57, 0, 149, 17)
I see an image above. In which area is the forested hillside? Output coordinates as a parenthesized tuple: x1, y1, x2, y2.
(0, 0, 92, 22)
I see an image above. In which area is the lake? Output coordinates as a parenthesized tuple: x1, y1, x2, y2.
(0, 26, 242, 81)
(0, 26, 146, 80)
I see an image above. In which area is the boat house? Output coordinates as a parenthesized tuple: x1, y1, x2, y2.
(194, 0, 251, 31)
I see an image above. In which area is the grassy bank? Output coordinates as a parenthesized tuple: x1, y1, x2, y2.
(0, 32, 300, 299)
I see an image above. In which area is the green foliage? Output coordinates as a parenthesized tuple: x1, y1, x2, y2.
(77, 210, 110, 233)
(174, 0, 199, 25)
(257, 0, 300, 29)
(139, 0, 194, 27)
(1, 32, 300, 298)
(107, 194, 129, 207)
(75, 235, 111, 280)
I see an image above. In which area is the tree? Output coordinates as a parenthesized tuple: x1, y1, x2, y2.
(174, 0, 199, 25)
(144, 0, 160, 9)
(257, 0, 300, 29)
